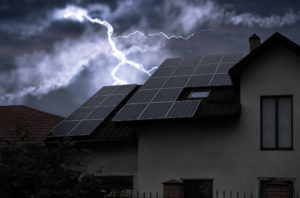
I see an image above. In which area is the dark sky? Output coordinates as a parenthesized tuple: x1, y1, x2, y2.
(1, 0, 300, 117)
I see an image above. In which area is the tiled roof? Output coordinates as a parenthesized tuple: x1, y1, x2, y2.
(0, 105, 64, 145)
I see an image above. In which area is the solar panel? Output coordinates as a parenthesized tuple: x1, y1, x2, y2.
(186, 75, 212, 87)
(216, 63, 235, 73)
(48, 121, 79, 137)
(179, 57, 202, 66)
(67, 120, 103, 136)
(87, 106, 115, 119)
(166, 100, 201, 118)
(113, 104, 147, 121)
(152, 88, 182, 102)
(222, 54, 243, 63)
(210, 74, 232, 86)
(151, 67, 176, 77)
(128, 89, 158, 104)
(159, 58, 183, 68)
(141, 77, 168, 89)
(112, 84, 136, 94)
(66, 107, 94, 120)
(94, 86, 118, 96)
(194, 64, 217, 74)
(81, 96, 107, 107)
(163, 76, 189, 88)
(201, 55, 222, 64)
(172, 66, 196, 76)
(101, 94, 127, 106)
(139, 102, 173, 119)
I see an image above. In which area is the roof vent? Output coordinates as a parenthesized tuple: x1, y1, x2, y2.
(249, 33, 260, 52)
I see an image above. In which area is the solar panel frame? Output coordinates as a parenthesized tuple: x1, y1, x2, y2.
(139, 102, 173, 120)
(194, 64, 218, 74)
(127, 89, 158, 104)
(111, 84, 136, 95)
(48, 121, 80, 137)
(151, 67, 176, 77)
(172, 66, 197, 76)
(222, 54, 243, 63)
(94, 86, 118, 96)
(166, 100, 201, 118)
(210, 74, 232, 86)
(86, 106, 115, 120)
(159, 58, 183, 68)
(101, 94, 127, 106)
(81, 95, 107, 107)
(186, 75, 212, 87)
(113, 103, 148, 121)
(140, 77, 168, 90)
(200, 55, 222, 64)
(67, 119, 103, 136)
(66, 107, 94, 121)
(163, 76, 189, 88)
(216, 63, 235, 73)
(179, 57, 202, 66)
(152, 88, 183, 102)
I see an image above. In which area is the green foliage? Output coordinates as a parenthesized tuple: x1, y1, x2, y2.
(0, 118, 118, 198)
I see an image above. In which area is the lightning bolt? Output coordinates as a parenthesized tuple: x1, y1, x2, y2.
(114, 31, 195, 40)
(63, 8, 158, 85)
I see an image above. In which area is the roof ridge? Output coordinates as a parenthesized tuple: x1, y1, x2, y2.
(0, 105, 64, 119)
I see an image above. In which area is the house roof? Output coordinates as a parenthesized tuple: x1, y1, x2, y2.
(113, 54, 243, 122)
(46, 54, 242, 142)
(0, 105, 64, 145)
(229, 32, 300, 82)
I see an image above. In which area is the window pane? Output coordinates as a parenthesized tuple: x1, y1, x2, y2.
(189, 91, 210, 99)
(262, 98, 276, 148)
(278, 98, 292, 148)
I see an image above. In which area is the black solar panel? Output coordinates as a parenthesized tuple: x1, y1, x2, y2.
(186, 75, 212, 87)
(67, 120, 103, 136)
(166, 101, 201, 118)
(139, 102, 173, 119)
(210, 74, 232, 86)
(172, 66, 196, 76)
(194, 64, 217, 74)
(163, 76, 189, 88)
(201, 55, 222, 64)
(128, 89, 158, 103)
(159, 58, 183, 68)
(81, 96, 107, 107)
(112, 84, 136, 94)
(95, 86, 118, 96)
(152, 88, 182, 102)
(66, 107, 94, 120)
(113, 104, 147, 121)
(216, 63, 235, 73)
(101, 94, 127, 106)
(222, 54, 243, 63)
(179, 57, 202, 66)
(152, 67, 176, 77)
(48, 121, 79, 137)
(87, 106, 115, 119)
(141, 77, 168, 89)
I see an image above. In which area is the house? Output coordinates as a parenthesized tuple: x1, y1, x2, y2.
(46, 32, 300, 198)
(0, 105, 64, 145)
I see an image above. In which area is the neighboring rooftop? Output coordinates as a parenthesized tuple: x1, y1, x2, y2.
(0, 105, 64, 145)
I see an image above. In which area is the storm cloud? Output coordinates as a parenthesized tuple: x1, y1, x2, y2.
(0, 0, 300, 116)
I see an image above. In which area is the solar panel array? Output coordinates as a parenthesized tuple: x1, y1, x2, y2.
(48, 84, 137, 137)
(113, 54, 243, 122)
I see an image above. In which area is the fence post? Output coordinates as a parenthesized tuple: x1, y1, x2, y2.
(237, 192, 239, 198)
(223, 190, 225, 198)
(216, 190, 219, 198)
(162, 179, 184, 198)
(244, 192, 246, 198)
(230, 191, 232, 198)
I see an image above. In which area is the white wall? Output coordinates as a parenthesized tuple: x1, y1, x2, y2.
(136, 45, 300, 196)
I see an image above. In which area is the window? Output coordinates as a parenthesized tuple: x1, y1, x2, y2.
(183, 179, 213, 198)
(259, 178, 293, 198)
(261, 96, 293, 150)
(188, 90, 210, 99)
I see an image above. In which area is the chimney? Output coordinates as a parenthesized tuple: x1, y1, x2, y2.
(249, 33, 260, 52)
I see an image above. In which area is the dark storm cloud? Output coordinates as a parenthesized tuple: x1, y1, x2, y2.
(1, 0, 300, 116)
